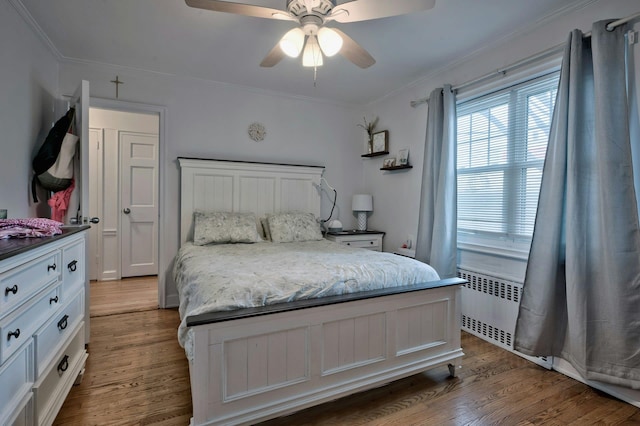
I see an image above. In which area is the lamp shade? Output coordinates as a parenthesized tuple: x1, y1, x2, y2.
(352, 194, 373, 212)
(302, 35, 323, 67)
(317, 27, 343, 57)
(279, 28, 305, 58)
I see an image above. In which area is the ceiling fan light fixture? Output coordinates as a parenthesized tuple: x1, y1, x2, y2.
(317, 27, 342, 57)
(279, 28, 305, 57)
(302, 35, 323, 67)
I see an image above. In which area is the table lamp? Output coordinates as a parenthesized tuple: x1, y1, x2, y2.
(352, 194, 373, 231)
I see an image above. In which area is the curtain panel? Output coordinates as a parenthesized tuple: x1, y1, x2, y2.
(415, 85, 457, 278)
(514, 20, 640, 389)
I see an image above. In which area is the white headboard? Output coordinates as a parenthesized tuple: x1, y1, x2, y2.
(178, 158, 325, 245)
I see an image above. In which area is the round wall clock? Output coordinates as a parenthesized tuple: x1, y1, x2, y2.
(248, 122, 266, 142)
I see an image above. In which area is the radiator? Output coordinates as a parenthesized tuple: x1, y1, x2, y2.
(458, 268, 551, 369)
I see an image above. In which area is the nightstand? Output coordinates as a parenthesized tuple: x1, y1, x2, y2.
(325, 230, 385, 252)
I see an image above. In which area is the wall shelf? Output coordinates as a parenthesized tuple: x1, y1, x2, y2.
(381, 164, 413, 171)
(361, 151, 389, 158)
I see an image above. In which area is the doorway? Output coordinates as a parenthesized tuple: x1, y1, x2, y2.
(88, 106, 160, 307)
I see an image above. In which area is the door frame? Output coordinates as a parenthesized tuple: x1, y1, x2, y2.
(89, 97, 167, 308)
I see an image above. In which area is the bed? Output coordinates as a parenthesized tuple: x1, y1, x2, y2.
(176, 158, 465, 426)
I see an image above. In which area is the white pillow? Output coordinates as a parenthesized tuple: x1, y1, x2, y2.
(193, 211, 262, 245)
(267, 212, 323, 243)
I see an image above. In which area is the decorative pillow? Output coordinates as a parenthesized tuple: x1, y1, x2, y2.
(267, 212, 323, 243)
(260, 217, 272, 241)
(193, 211, 262, 245)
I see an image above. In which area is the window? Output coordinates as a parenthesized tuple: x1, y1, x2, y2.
(456, 72, 559, 243)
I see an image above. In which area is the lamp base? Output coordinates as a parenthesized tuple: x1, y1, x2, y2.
(357, 212, 367, 231)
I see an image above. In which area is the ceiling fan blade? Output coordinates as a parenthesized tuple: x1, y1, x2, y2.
(185, 0, 294, 21)
(260, 43, 287, 67)
(332, 28, 375, 69)
(330, 0, 436, 23)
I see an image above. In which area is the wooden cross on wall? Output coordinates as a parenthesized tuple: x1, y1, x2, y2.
(110, 75, 124, 98)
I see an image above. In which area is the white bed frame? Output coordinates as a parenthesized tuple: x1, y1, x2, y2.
(178, 158, 465, 426)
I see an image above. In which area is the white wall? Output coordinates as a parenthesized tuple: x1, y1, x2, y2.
(366, 0, 640, 282)
(0, 0, 60, 218)
(58, 63, 365, 304)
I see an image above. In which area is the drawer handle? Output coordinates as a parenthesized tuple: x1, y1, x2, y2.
(68, 260, 78, 272)
(346, 242, 351, 245)
(370, 241, 374, 244)
(58, 355, 69, 373)
(58, 314, 69, 330)
(50, 295, 59, 304)
(7, 328, 20, 341)
(48, 263, 57, 272)
(5, 284, 18, 296)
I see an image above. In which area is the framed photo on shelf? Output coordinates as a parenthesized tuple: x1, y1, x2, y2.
(398, 148, 409, 165)
(383, 158, 396, 168)
(371, 130, 389, 154)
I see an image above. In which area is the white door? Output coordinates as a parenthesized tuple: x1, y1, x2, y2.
(88, 128, 102, 280)
(70, 80, 91, 344)
(90, 128, 119, 281)
(70, 80, 91, 225)
(120, 132, 159, 277)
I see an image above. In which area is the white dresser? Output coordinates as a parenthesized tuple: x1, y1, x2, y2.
(325, 230, 385, 251)
(0, 228, 89, 426)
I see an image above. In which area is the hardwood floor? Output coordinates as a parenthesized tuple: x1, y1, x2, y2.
(89, 276, 158, 317)
(54, 305, 640, 425)
(54, 309, 192, 426)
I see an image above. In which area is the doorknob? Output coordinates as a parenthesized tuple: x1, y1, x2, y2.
(90, 217, 100, 224)
(123, 208, 131, 214)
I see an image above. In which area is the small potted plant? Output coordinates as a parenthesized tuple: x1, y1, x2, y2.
(358, 116, 379, 154)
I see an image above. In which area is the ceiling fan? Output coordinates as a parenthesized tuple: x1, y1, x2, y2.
(185, 0, 436, 69)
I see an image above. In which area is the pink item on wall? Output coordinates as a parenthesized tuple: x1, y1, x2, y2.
(48, 179, 75, 223)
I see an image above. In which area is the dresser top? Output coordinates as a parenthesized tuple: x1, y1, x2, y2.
(326, 230, 385, 236)
(0, 226, 90, 261)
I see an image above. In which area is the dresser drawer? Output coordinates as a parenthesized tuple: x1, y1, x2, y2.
(34, 289, 84, 378)
(0, 340, 33, 424)
(1, 251, 61, 315)
(341, 238, 380, 249)
(0, 285, 61, 365)
(325, 232, 384, 252)
(34, 322, 87, 426)
(4, 392, 33, 426)
(62, 238, 85, 297)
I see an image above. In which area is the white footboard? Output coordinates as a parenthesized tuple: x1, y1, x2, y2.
(187, 281, 464, 426)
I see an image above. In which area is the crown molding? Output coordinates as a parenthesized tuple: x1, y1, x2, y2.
(9, 0, 63, 61)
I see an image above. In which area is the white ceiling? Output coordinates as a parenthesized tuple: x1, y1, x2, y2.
(18, 0, 586, 105)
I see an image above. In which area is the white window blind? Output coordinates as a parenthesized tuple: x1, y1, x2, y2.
(456, 72, 559, 240)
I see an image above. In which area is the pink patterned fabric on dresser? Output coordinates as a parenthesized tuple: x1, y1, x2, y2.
(0, 218, 63, 239)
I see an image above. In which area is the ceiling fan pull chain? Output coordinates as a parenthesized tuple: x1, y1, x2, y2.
(314, 65, 318, 87)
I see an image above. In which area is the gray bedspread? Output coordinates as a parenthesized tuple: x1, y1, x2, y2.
(173, 239, 440, 359)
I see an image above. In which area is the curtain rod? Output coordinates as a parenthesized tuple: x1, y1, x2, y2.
(410, 10, 640, 108)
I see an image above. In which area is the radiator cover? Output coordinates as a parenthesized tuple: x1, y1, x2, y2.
(458, 268, 551, 368)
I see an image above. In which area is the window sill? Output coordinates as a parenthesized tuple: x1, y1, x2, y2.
(457, 241, 529, 261)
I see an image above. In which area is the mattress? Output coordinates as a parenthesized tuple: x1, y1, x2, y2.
(173, 239, 440, 359)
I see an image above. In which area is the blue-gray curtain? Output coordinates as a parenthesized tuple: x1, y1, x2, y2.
(514, 20, 640, 389)
(415, 85, 457, 278)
